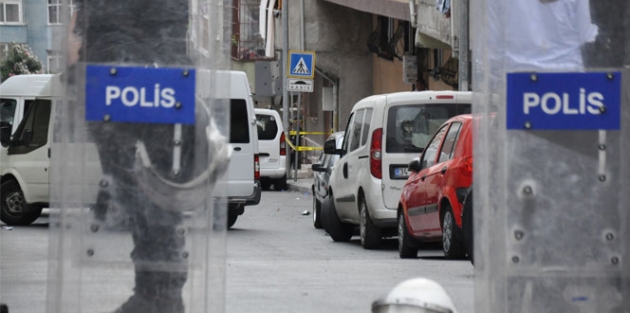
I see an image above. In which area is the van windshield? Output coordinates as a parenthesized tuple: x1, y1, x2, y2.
(385, 103, 471, 153)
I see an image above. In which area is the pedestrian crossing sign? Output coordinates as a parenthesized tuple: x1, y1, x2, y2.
(288, 50, 316, 79)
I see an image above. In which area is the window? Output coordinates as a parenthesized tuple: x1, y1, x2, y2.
(48, 0, 74, 25)
(230, 99, 250, 143)
(341, 113, 354, 153)
(360, 109, 373, 146)
(9, 100, 51, 155)
(1, 0, 22, 24)
(231, 0, 267, 60)
(386, 103, 471, 154)
(349, 109, 365, 152)
(48, 0, 61, 24)
(0, 98, 17, 130)
(47, 50, 63, 74)
(255, 114, 279, 140)
(438, 122, 462, 164)
(421, 125, 448, 169)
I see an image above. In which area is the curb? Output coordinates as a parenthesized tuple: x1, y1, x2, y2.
(287, 182, 312, 194)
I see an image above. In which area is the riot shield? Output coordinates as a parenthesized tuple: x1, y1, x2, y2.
(46, 1, 232, 312)
(472, 0, 630, 312)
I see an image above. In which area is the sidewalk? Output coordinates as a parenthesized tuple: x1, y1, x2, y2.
(285, 168, 314, 194)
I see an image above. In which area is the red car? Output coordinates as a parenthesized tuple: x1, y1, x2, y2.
(398, 114, 473, 259)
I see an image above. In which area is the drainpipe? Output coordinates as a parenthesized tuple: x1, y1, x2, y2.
(282, 0, 290, 176)
(458, 0, 469, 91)
(408, 0, 417, 27)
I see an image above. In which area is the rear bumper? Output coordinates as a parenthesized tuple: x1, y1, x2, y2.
(260, 167, 286, 179)
(228, 181, 262, 207)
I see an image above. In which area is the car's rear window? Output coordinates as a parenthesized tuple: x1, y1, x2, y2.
(231, 99, 250, 143)
(255, 114, 279, 140)
(386, 103, 471, 153)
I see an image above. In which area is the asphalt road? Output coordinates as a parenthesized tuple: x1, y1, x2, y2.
(0, 189, 474, 313)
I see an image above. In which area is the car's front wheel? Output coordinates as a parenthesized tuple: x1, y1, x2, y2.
(321, 197, 353, 242)
(398, 211, 419, 258)
(0, 180, 42, 226)
(359, 196, 382, 249)
(442, 204, 466, 259)
(312, 190, 322, 229)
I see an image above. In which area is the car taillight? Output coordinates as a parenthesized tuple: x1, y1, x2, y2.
(254, 154, 260, 180)
(463, 157, 473, 176)
(370, 128, 382, 179)
(280, 132, 286, 156)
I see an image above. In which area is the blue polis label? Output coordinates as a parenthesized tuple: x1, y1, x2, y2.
(86, 65, 196, 124)
(507, 72, 621, 130)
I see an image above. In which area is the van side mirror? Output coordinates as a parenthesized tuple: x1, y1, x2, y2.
(0, 124, 11, 147)
(408, 157, 423, 173)
(312, 163, 326, 172)
(323, 139, 341, 155)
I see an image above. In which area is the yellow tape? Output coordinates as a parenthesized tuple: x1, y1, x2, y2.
(289, 131, 333, 136)
(285, 138, 323, 152)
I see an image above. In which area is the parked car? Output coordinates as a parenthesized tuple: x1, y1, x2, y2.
(398, 114, 474, 259)
(318, 91, 472, 249)
(311, 131, 344, 229)
(254, 108, 287, 191)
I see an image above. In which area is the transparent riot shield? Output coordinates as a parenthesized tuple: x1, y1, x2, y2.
(472, 1, 630, 312)
(46, 1, 232, 312)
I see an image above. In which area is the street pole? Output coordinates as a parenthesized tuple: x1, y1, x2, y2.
(282, 0, 290, 178)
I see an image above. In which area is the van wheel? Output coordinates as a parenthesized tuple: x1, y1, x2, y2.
(0, 180, 42, 226)
(442, 205, 466, 259)
(274, 175, 287, 191)
(322, 197, 352, 242)
(398, 211, 419, 258)
(359, 196, 382, 249)
(227, 204, 242, 229)
(260, 179, 271, 191)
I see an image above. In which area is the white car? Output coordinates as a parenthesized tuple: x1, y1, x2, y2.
(319, 91, 473, 249)
(254, 108, 287, 190)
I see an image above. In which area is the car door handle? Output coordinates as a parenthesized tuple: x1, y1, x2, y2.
(234, 147, 241, 151)
(441, 166, 447, 174)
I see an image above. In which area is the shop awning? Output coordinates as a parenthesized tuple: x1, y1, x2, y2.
(321, 0, 411, 21)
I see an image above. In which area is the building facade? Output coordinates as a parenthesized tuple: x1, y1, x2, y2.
(0, 0, 72, 75)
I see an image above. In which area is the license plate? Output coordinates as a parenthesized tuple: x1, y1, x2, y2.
(394, 167, 409, 179)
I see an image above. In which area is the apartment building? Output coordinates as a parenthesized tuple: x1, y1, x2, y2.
(230, 0, 467, 156)
(0, 0, 73, 74)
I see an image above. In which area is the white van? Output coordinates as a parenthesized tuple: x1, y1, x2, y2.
(0, 72, 261, 227)
(0, 74, 55, 225)
(318, 91, 472, 249)
(254, 108, 287, 190)
(216, 71, 262, 228)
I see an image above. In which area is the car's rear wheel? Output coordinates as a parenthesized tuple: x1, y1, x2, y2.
(274, 175, 287, 191)
(359, 196, 382, 249)
(462, 191, 474, 264)
(0, 180, 42, 226)
(312, 191, 322, 229)
(322, 197, 353, 242)
(442, 204, 466, 259)
(398, 211, 419, 258)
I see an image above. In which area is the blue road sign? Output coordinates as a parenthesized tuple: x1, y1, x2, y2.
(288, 50, 316, 79)
(507, 72, 621, 130)
(85, 65, 196, 124)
